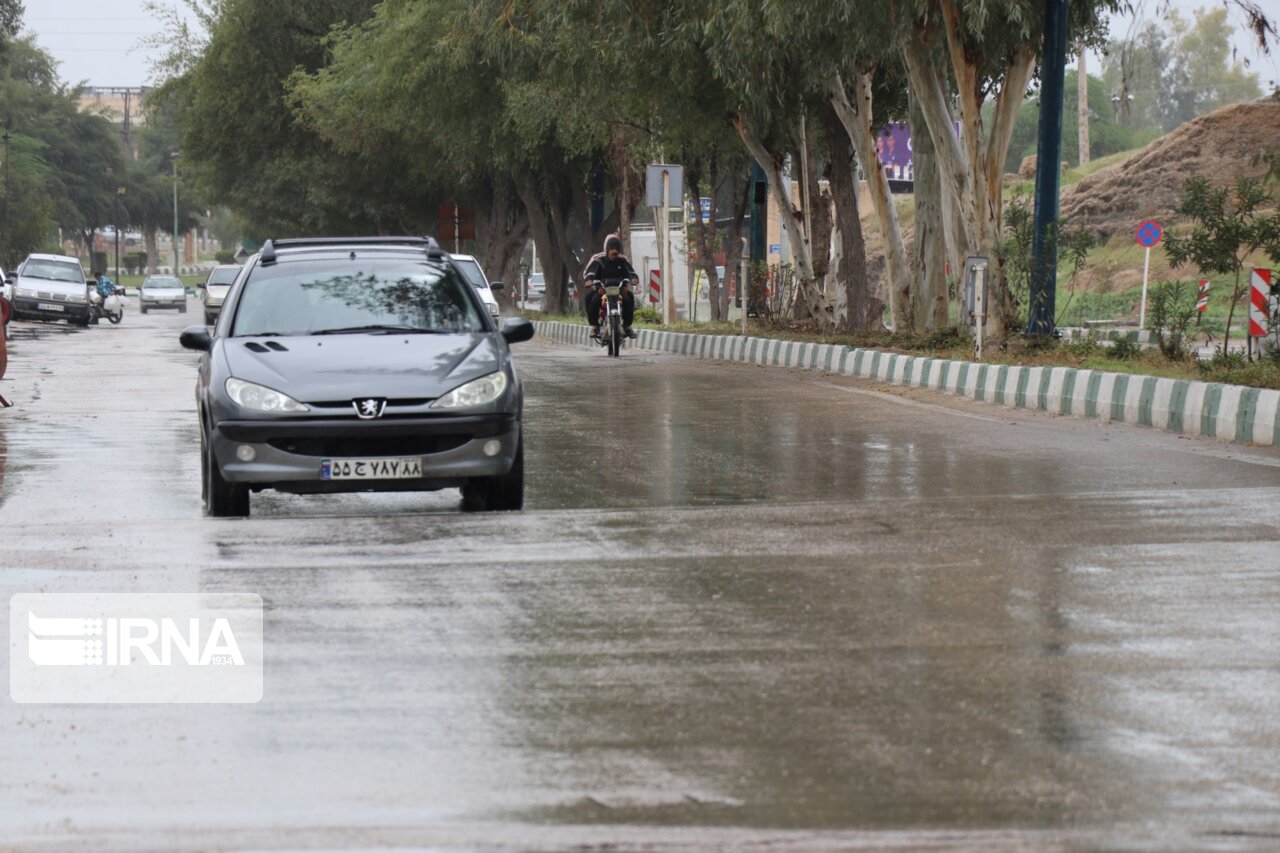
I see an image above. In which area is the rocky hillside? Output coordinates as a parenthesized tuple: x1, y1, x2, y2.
(1059, 98, 1280, 239)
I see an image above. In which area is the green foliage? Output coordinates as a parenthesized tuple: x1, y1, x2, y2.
(1146, 279, 1197, 359)
(1108, 335, 1141, 360)
(633, 306, 662, 325)
(1165, 175, 1280, 350)
(1004, 71, 1148, 172)
(123, 252, 148, 275)
(1100, 8, 1263, 135)
(215, 248, 236, 264)
(997, 191, 1094, 327)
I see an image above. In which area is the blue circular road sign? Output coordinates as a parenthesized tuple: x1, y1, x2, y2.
(1135, 219, 1163, 248)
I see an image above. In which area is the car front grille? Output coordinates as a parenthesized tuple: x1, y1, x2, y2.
(266, 434, 469, 457)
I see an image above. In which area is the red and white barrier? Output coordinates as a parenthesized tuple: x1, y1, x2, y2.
(1249, 268, 1273, 338)
(1196, 278, 1209, 313)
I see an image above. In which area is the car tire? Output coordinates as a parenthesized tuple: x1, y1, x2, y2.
(202, 428, 249, 517)
(204, 313, 215, 325)
(460, 436, 524, 512)
(140, 305, 148, 314)
(180, 304, 187, 314)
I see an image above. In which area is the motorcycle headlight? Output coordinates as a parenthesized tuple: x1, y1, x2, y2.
(225, 378, 310, 413)
(432, 371, 508, 409)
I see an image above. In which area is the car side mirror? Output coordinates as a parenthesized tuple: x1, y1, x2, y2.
(500, 318, 534, 345)
(179, 325, 213, 352)
(489, 282, 505, 291)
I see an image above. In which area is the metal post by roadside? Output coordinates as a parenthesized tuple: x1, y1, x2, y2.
(172, 152, 180, 273)
(661, 169, 671, 326)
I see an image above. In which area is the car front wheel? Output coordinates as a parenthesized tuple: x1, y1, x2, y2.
(202, 428, 249, 517)
(460, 437, 524, 512)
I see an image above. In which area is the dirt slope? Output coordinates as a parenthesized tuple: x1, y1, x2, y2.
(1059, 98, 1280, 239)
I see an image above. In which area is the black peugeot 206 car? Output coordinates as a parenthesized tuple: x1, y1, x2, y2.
(179, 236, 534, 517)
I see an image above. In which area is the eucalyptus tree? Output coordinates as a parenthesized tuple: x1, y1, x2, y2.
(173, 0, 424, 238)
(895, 0, 1117, 338)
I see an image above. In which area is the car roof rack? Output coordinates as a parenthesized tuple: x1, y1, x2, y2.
(258, 236, 446, 265)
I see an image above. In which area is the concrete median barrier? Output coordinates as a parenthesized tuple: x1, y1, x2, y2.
(534, 321, 1280, 448)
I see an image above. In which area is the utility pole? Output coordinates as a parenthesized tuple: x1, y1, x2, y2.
(2, 129, 10, 271)
(171, 152, 180, 273)
(1077, 42, 1090, 166)
(1027, 0, 1069, 337)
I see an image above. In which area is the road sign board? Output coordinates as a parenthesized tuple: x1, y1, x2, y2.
(645, 164, 684, 208)
(1135, 219, 1163, 247)
(769, 244, 781, 254)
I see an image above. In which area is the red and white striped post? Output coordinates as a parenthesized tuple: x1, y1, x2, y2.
(1248, 268, 1273, 338)
(648, 269, 661, 304)
(1195, 278, 1209, 325)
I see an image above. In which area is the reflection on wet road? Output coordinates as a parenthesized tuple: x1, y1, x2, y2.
(1, 309, 1278, 849)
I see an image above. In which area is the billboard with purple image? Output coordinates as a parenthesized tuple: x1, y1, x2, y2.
(876, 123, 914, 182)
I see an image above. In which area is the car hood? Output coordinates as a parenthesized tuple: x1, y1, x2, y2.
(220, 332, 502, 403)
(17, 276, 85, 297)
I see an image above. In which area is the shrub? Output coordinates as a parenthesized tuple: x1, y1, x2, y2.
(633, 306, 662, 325)
(215, 249, 236, 264)
(1108, 336, 1141, 360)
(1146, 280, 1197, 360)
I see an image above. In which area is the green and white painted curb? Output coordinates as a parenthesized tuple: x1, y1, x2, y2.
(534, 321, 1280, 448)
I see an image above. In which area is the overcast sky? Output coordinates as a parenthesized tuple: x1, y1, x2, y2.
(27, 0, 1280, 91)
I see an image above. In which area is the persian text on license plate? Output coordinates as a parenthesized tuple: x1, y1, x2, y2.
(320, 457, 423, 480)
(37, 303, 65, 312)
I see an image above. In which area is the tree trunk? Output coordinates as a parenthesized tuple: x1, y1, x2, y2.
(476, 177, 529, 312)
(687, 163, 726, 322)
(515, 173, 575, 317)
(144, 230, 160, 274)
(819, 102, 872, 333)
(828, 72, 910, 331)
(903, 11, 1036, 339)
(731, 113, 833, 332)
(724, 176, 750, 322)
(1077, 42, 1090, 166)
(910, 94, 949, 332)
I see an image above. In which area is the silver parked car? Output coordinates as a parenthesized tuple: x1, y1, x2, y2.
(200, 264, 242, 324)
(140, 275, 188, 314)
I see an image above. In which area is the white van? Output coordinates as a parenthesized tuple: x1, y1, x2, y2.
(10, 254, 92, 326)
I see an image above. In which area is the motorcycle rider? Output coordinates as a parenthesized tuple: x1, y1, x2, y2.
(583, 234, 638, 339)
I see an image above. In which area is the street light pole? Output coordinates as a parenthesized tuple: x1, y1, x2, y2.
(2, 130, 10, 271)
(115, 186, 126, 280)
(171, 151, 180, 273)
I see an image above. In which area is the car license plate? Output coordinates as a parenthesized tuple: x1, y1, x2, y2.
(37, 302, 65, 312)
(320, 457, 423, 480)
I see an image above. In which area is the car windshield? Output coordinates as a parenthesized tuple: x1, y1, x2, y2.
(145, 278, 183, 288)
(21, 259, 84, 284)
(231, 259, 484, 337)
(453, 259, 486, 289)
(207, 269, 238, 286)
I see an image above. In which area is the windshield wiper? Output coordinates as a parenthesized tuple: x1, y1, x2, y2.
(311, 325, 453, 336)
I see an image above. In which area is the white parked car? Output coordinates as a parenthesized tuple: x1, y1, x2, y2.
(449, 254, 503, 323)
(140, 275, 188, 314)
(10, 254, 92, 326)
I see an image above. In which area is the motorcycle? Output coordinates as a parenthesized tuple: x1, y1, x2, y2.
(89, 285, 126, 325)
(594, 278, 629, 358)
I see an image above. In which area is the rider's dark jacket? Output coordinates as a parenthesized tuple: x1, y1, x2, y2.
(583, 252, 638, 287)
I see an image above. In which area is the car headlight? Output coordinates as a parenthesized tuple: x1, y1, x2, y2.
(14, 287, 36, 298)
(432, 371, 508, 409)
(225, 378, 310, 413)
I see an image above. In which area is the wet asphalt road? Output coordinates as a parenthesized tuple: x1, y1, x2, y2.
(1, 301, 1279, 850)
